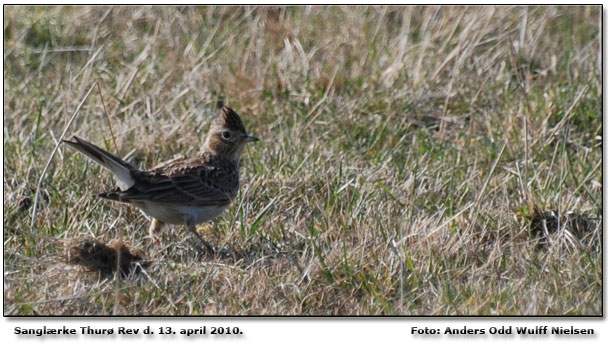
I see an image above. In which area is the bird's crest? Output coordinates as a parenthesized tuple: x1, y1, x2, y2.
(216, 106, 247, 134)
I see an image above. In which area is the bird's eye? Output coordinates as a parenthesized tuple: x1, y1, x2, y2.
(222, 131, 231, 139)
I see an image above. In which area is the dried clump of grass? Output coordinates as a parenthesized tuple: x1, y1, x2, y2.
(529, 209, 599, 248)
(68, 239, 150, 277)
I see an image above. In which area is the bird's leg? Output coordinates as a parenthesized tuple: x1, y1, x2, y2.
(148, 218, 164, 237)
(145, 218, 163, 245)
(186, 220, 215, 255)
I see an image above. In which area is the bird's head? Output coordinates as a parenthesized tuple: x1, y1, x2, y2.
(204, 106, 259, 159)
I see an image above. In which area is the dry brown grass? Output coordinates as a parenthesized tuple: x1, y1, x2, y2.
(3, 5, 602, 315)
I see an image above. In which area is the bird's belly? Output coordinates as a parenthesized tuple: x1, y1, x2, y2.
(137, 202, 229, 225)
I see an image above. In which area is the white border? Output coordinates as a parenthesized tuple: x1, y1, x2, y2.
(2, 2, 605, 346)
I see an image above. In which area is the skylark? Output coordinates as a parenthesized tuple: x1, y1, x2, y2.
(63, 105, 258, 254)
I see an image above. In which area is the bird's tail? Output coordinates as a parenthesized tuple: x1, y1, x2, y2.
(63, 136, 136, 191)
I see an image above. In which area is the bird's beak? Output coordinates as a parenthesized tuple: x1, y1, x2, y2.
(244, 135, 259, 143)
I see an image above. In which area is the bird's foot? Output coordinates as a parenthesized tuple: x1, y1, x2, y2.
(188, 232, 215, 258)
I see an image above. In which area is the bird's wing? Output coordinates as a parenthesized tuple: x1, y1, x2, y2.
(101, 154, 239, 206)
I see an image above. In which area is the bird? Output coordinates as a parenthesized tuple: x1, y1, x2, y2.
(63, 105, 259, 254)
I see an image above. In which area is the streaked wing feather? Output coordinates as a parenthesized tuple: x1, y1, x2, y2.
(113, 153, 238, 206)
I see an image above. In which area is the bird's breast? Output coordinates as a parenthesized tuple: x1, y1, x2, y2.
(137, 201, 230, 225)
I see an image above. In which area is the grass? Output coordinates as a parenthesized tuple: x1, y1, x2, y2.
(3, 5, 602, 315)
